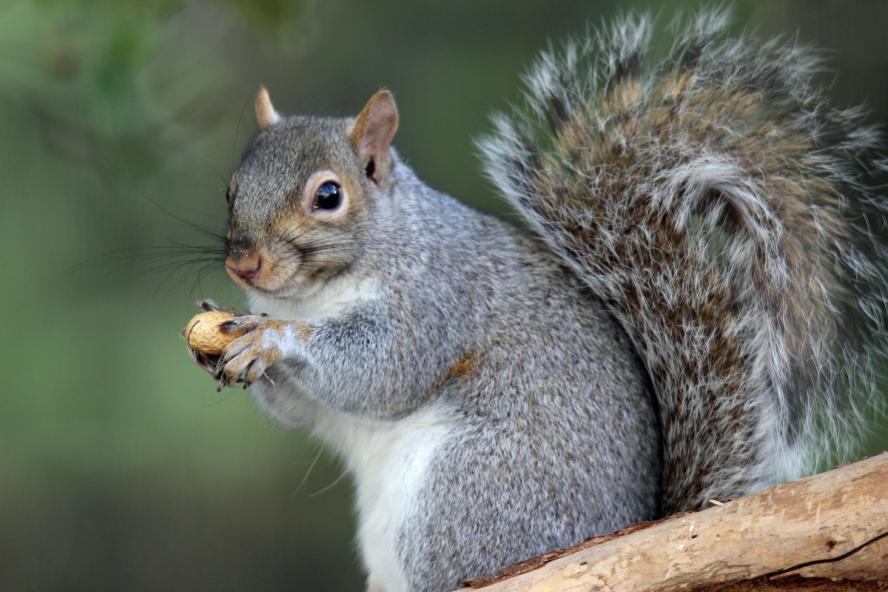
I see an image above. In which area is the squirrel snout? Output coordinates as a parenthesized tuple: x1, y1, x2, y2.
(226, 252, 263, 284)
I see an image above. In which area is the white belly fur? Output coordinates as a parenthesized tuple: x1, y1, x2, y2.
(315, 405, 458, 592)
(247, 277, 459, 592)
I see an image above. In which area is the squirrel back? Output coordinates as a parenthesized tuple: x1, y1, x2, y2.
(479, 10, 888, 512)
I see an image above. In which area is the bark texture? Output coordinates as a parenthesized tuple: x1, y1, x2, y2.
(463, 453, 888, 591)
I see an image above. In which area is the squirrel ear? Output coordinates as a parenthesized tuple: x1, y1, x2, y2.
(349, 90, 399, 185)
(255, 86, 281, 129)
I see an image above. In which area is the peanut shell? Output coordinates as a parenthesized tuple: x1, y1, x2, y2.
(183, 310, 246, 355)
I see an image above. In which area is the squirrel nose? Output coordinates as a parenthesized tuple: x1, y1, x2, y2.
(226, 252, 263, 283)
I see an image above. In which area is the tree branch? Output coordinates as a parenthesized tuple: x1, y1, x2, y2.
(462, 452, 888, 591)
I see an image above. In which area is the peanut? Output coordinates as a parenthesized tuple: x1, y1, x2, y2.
(183, 310, 246, 355)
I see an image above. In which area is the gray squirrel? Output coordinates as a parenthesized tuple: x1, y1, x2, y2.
(185, 10, 887, 592)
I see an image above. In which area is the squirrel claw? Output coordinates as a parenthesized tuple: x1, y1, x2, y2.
(219, 315, 265, 335)
(215, 366, 230, 391)
(198, 298, 221, 312)
(188, 346, 221, 376)
(197, 299, 237, 314)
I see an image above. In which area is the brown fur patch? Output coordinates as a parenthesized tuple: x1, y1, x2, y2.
(446, 353, 477, 380)
(434, 350, 479, 391)
(295, 322, 313, 343)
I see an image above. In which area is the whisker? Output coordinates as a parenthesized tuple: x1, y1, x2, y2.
(290, 445, 326, 498)
(74, 245, 225, 271)
(140, 195, 229, 245)
(307, 466, 350, 498)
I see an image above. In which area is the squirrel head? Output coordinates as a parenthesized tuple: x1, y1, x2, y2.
(224, 87, 399, 297)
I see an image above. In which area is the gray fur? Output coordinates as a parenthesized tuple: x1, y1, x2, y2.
(479, 9, 887, 510)
(216, 9, 886, 592)
(243, 157, 661, 590)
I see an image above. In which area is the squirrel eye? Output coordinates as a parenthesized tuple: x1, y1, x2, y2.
(313, 181, 342, 211)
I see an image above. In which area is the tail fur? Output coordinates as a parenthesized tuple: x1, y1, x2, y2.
(479, 10, 888, 512)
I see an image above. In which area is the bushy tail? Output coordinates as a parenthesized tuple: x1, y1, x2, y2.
(479, 10, 888, 513)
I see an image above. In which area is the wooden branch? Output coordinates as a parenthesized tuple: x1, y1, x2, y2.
(463, 452, 888, 591)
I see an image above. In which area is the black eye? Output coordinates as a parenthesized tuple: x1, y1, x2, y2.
(313, 181, 342, 211)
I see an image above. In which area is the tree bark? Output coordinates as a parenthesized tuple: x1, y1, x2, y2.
(462, 452, 888, 591)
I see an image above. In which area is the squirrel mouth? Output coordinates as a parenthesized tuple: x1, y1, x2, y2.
(239, 267, 305, 297)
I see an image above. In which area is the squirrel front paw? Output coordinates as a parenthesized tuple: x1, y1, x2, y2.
(214, 316, 307, 390)
(213, 315, 282, 389)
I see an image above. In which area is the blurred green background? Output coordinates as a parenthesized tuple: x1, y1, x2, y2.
(2, 0, 887, 590)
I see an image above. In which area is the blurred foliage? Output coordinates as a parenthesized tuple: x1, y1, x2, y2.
(1, 0, 887, 590)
